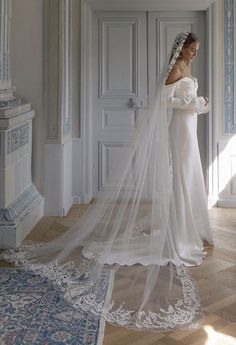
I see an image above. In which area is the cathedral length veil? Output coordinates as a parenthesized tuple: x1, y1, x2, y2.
(2, 33, 204, 331)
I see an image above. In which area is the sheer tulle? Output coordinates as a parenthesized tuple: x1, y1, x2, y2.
(1, 32, 212, 331)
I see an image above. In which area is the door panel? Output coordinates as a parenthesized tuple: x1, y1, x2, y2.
(100, 20, 138, 97)
(92, 11, 148, 195)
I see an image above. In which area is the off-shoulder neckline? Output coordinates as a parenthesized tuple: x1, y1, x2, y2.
(164, 76, 196, 87)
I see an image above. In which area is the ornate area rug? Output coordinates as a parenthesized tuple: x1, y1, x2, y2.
(0, 268, 112, 345)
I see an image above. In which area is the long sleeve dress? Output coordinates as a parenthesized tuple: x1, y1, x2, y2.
(164, 76, 214, 266)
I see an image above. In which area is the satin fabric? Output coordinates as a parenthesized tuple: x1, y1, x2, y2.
(167, 77, 213, 266)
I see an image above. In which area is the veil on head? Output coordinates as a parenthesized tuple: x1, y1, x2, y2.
(2, 32, 204, 331)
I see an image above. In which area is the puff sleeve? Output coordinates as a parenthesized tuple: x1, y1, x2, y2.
(163, 82, 209, 114)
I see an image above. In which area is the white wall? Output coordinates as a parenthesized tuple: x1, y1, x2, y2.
(11, 0, 82, 215)
(11, 0, 44, 195)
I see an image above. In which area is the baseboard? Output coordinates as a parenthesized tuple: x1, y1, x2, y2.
(62, 197, 74, 216)
(217, 198, 236, 208)
(73, 195, 81, 204)
(208, 195, 219, 208)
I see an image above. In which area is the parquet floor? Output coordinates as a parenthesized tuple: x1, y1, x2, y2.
(1, 206, 236, 345)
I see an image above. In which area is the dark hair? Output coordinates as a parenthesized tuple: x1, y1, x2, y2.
(183, 33, 199, 48)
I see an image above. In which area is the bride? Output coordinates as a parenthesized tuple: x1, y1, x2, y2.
(2, 32, 213, 331)
(165, 32, 213, 265)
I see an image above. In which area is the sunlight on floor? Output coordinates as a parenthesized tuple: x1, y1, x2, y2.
(204, 326, 236, 345)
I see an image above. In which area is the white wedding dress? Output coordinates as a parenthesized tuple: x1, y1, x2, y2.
(166, 76, 214, 266)
(83, 76, 213, 267)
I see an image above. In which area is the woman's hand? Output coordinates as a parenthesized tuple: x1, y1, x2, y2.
(203, 97, 209, 106)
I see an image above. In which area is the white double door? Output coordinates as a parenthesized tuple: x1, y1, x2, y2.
(92, 10, 206, 196)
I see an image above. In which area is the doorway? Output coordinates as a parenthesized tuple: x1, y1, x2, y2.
(91, 10, 207, 196)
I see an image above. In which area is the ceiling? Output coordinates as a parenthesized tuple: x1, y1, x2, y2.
(85, 0, 216, 11)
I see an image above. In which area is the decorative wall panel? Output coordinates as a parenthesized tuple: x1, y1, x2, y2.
(7, 123, 29, 154)
(62, 0, 71, 137)
(224, 0, 236, 133)
(101, 108, 137, 130)
(45, 0, 72, 140)
(100, 19, 138, 97)
(99, 141, 136, 190)
(45, 0, 60, 140)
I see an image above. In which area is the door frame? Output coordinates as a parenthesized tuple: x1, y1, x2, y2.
(80, 0, 220, 205)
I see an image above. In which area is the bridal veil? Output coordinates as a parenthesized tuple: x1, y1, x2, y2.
(2, 32, 204, 331)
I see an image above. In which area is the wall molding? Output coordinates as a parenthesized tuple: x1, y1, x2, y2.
(80, 0, 93, 203)
(206, 1, 224, 205)
(42, 0, 74, 215)
(214, 0, 236, 207)
(85, 0, 215, 11)
(44, 0, 72, 142)
(61, 0, 72, 139)
(44, 0, 60, 141)
(224, 0, 236, 134)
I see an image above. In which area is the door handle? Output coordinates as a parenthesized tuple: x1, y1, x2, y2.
(129, 98, 148, 109)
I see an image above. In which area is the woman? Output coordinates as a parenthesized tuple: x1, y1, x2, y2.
(164, 33, 214, 266)
(2, 33, 213, 331)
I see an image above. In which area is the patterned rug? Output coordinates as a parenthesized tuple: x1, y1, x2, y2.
(0, 268, 112, 345)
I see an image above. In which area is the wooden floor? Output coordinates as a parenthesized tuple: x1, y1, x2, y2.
(1, 206, 236, 345)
